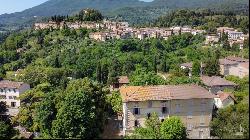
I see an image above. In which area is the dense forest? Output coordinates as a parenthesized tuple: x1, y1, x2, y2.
(0, 7, 249, 139)
(153, 9, 249, 33)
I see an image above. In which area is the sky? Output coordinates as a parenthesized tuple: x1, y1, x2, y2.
(0, 0, 154, 15)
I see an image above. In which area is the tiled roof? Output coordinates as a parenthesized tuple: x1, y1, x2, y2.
(239, 62, 249, 69)
(120, 85, 216, 102)
(118, 76, 129, 84)
(226, 56, 249, 62)
(180, 62, 192, 68)
(219, 59, 238, 65)
(180, 62, 206, 68)
(200, 76, 237, 87)
(217, 91, 236, 102)
(0, 80, 26, 89)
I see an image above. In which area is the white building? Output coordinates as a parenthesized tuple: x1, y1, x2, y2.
(214, 91, 236, 109)
(227, 31, 243, 40)
(0, 80, 30, 116)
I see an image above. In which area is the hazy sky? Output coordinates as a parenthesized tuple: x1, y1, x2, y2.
(0, 0, 154, 15)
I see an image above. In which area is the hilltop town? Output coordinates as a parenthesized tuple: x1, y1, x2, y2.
(0, 7, 249, 140)
(34, 19, 248, 50)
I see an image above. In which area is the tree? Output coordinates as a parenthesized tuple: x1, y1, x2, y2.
(126, 112, 161, 139)
(51, 78, 107, 139)
(0, 101, 7, 115)
(106, 91, 122, 114)
(204, 58, 220, 76)
(160, 117, 187, 139)
(210, 102, 249, 139)
(33, 92, 57, 138)
(130, 65, 165, 86)
(192, 61, 200, 76)
(127, 114, 187, 139)
(0, 102, 17, 139)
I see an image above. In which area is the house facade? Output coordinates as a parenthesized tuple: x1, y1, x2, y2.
(120, 85, 216, 139)
(200, 76, 237, 94)
(214, 91, 235, 109)
(0, 80, 30, 116)
(219, 56, 249, 78)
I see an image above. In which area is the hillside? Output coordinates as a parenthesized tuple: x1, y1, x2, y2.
(0, 0, 248, 27)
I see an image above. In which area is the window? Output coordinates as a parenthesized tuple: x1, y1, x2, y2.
(200, 112, 205, 125)
(134, 120, 139, 127)
(0, 95, 6, 99)
(8, 89, 11, 92)
(13, 89, 16, 93)
(148, 101, 152, 108)
(187, 111, 192, 119)
(11, 102, 16, 107)
(133, 108, 140, 115)
(9, 96, 13, 99)
(13, 96, 17, 100)
(187, 124, 193, 131)
(175, 104, 181, 113)
(0, 89, 3, 92)
(162, 107, 168, 114)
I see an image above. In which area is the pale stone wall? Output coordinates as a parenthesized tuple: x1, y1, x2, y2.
(123, 98, 214, 139)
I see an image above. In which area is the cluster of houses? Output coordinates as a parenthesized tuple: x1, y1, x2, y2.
(0, 55, 248, 139)
(34, 20, 205, 41)
(110, 70, 242, 139)
(34, 20, 249, 50)
(205, 27, 249, 49)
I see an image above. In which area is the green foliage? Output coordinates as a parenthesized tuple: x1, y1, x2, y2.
(33, 92, 57, 138)
(0, 102, 18, 139)
(130, 66, 165, 86)
(225, 76, 249, 102)
(127, 113, 186, 139)
(204, 58, 220, 76)
(14, 83, 53, 131)
(106, 91, 122, 114)
(160, 117, 187, 139)
(51, 78, 107, 139)
(166, 76, 202, 85)
(0, 101, 7, 115)
(155, 9, 249, 33)
(126, 112, 161, 139)
(210, 102, 249, 139)
(0, 121, 13, 139)
(192, 61, 200, 76)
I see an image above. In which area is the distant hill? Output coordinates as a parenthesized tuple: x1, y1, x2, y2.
(0, 0, 248, 28)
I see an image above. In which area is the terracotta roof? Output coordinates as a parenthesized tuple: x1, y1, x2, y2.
(0, 80, 26, 89)
(180, 62, 205, 68)
(219, 59, 238, 65)
(239, 62, 249, 69)
(180, 62, 192, 68)
(118, 76, 129, 84)
(226, 56, 249, 63)
(217, 91, 236, 102)
(120, 85, 216, 102)
(200, 76, 237, 87)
